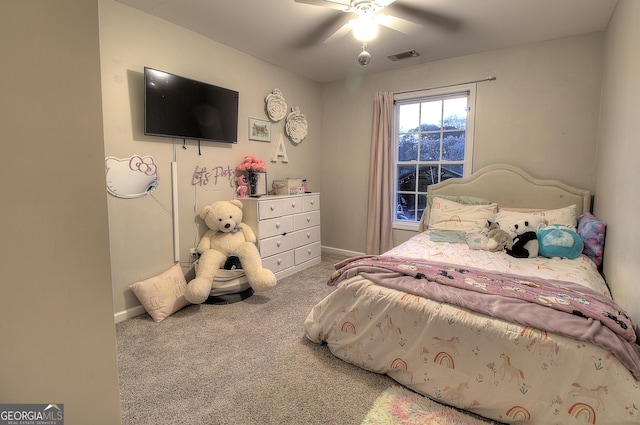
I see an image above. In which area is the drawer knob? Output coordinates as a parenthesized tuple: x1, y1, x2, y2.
(277, 241, 281, 247)
(306, 216, 311, 222)
(307, 249, 312, 254)
(291, 201, 296, 207)
(276, 222, 281, 228)
(277, 259, 282, 265)
(310, 200, 315, 205)
(270, 205, 276, 211)
(306, 232, 311, 238)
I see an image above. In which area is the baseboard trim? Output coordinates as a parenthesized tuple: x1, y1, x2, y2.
(321, 246, 363, 257)
(114, 305, 146, 324)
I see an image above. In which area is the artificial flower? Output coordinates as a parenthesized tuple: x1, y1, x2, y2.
(236, 155, 266, 172)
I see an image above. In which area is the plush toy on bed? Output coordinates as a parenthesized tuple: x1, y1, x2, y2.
(466, 221, 513, 252)
(505, 219, 540, 258)
(184, 199, 277, 304)
(537, 224, 584, 259)
(487, 224, 513, 252)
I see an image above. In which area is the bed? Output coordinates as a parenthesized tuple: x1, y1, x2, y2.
(304, 164, 640, 425)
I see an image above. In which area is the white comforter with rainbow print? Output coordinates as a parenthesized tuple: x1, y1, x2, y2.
(304, 233, 640, 425)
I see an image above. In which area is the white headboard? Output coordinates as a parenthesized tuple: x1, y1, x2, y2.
(420, 164, 591, 231)
(428, 164, 591, 214)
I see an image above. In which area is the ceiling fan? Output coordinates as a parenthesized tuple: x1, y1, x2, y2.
(294, 0, 460, 44)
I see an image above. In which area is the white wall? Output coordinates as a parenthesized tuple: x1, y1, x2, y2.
(0, 1, 122, 423)
(594, 0, 640, 328)
(100, 0, 323, 319)
(320, 33, 604, 253)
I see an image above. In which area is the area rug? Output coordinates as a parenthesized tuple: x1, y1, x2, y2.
(361, 386, 500, 425)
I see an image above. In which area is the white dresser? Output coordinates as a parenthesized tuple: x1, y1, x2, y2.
(240, 193, 321, 278)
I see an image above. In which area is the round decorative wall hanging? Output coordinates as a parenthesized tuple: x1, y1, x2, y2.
(265, 88, 287, 122)
(285, 106, 308, 144)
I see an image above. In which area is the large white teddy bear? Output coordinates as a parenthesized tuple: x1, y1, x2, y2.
(185, 199, 277, 304)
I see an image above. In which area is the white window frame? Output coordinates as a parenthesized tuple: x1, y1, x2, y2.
(392, 84, 476, 231)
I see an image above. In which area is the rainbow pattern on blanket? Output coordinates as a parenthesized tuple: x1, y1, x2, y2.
(433, 351, 455, 368)
(390, 358, 408, 370)
(568, 403, 597, 424)
(505, 405, 531, 421)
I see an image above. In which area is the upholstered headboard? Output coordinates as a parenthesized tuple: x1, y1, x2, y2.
(418, 164, 591, 231)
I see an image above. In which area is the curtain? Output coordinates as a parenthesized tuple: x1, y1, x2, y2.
(365, 91, 394, 254)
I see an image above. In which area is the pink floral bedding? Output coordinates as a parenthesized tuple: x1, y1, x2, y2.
(304, 233, 640, 424)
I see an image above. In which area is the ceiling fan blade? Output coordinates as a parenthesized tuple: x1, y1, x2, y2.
(324, 21, 353, 43)
(291, 13, 350, 48)
(375, 0, 397, 7)
(376, 14, 422, 35)
(387, 3, 462, 32)
(294, 0, 351, 11)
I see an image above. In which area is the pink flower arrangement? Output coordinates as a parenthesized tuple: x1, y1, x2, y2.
(236, 155, 266, 172)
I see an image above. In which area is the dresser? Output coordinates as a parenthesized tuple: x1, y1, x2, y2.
(241, 193, 321, 279)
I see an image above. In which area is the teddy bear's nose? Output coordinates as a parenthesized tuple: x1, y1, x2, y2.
(224, 223, 231, 229)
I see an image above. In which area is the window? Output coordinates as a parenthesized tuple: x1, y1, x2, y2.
(393, 85, 475, 229)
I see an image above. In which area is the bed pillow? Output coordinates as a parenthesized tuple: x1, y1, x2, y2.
(577, 212, 606, 268)
(498, 205, 577, 228)
(495, 210, 547, 234)
(129, 264, 190, 322)
(419, 195, 492, 231)
(531, 204, 578, 228)
(428, 197, 497, 231)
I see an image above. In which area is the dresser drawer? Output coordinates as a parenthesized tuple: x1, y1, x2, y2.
(295, 241, 322, 265)
(304, 194, 320, 211)
(262, 250, 295, 273)
(294, 210, 321, 231)
(293, 226, 321, 247)
(259, 233, 296, 257)
(258, 199, 285, 220)
(258, 215, 294, 239)
(282, 197, 305, 215)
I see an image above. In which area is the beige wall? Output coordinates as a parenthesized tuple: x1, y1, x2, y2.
(594, 0, 640, 328)
(100, 0, 323, 319)
(0, 1, 121, 424)
(320, 33, 604, 254)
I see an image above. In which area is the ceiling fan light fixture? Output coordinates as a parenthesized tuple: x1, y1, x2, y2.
(352, 15, 378, 41)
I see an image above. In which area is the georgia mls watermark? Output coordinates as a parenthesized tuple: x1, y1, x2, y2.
(0, 404, 63, 425)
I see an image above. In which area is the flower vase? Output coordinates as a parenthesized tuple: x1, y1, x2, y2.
(247, 171, 259, 196)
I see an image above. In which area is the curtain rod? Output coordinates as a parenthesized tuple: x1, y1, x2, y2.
(394, 76, 497, 95)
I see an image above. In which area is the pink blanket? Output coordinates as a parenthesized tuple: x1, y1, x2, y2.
(329, 255, 640, 379)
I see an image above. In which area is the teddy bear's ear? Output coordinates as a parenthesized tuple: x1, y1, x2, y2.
(229, 199, 244, 210)
(199, 205, 213, 219)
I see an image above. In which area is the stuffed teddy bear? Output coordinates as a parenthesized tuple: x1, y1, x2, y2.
(466, 221, 513, 252)
(236, 175, 248, 198)
(486, 226, 513, 252)
(505, 219, 540, 258)
(185, 199, 277, 304)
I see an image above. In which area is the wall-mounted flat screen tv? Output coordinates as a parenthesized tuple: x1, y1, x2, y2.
(144, 67, 239, 143)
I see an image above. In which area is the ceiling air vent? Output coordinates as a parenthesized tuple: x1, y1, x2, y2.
(388, 50, 420, 62)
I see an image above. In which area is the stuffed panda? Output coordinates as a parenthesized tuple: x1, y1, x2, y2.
(506, 220, 539, 258)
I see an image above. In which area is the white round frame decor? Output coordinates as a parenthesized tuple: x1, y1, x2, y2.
(285, 106, 308, 144)
(265, 88, 287, 122)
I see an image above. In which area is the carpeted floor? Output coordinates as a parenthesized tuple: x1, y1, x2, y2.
(116, 254, 396, 425)
(116, 253, 502, 425)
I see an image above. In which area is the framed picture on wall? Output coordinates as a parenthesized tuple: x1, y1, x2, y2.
(248, 118, 271, 142)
